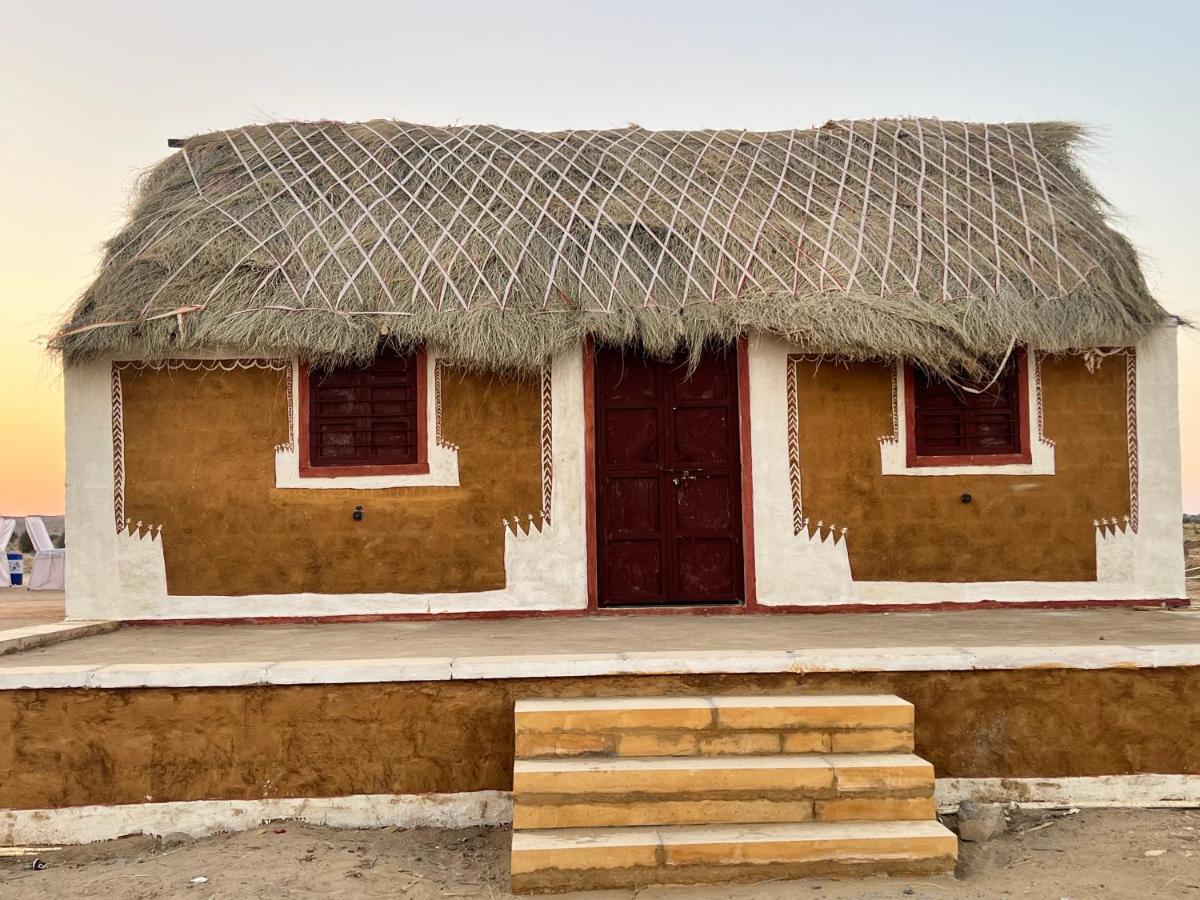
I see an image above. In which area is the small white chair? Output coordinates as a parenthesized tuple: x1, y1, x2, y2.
(0, 518, 13, 588)
(25, 516, 65, 592)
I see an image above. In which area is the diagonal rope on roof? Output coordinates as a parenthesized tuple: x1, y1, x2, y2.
(53, 118, 1167, 373)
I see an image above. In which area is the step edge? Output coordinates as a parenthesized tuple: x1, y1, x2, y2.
(514, 752, 934, 773)
(512, 819, 956, 850)
(515, 694, 911, 714)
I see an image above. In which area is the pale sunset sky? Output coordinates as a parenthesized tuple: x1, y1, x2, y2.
(1, 0, 1197, 514)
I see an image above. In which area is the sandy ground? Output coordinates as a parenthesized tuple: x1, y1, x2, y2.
(0, 588, 65, 629)
(1, 809, 1198, 899)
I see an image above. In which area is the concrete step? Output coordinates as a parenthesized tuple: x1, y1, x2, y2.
(510, 819, 958, 893)
(514, 694, 914, 759)
(512, 753, 934, 829)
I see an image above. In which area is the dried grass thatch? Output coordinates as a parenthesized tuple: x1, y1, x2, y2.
(52, 118, 1168, 372)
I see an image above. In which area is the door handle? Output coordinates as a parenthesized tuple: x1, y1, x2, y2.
(671, 470, 697, 485)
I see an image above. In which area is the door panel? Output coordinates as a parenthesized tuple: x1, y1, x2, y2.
(605, 477, 661, 533)
(605, 541, 665, 600)
(676, 539, 736, 597)
(603, 408, 659, 464)
(670, 354, 730, 401)
(594, 346, 744, 607)
(604, 361, 659, 401)
(672, 407, 732, 464)
(675, 476, 734, 534)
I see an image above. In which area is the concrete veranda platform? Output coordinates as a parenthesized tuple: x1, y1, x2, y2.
(0, 589, 118, 656)
(0, 605, 1198, 689)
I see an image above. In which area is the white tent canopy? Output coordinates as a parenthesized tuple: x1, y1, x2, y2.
(25, 516, 65, 592)
(0, 518, 13, 588)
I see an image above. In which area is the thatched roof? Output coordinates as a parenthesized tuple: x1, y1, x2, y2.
(53, 118, 1168, 372)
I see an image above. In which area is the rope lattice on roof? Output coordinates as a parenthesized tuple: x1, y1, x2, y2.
(52, 118, 1166, 372)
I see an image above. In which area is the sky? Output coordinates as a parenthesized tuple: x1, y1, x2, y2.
(1, 0, 1197, 514)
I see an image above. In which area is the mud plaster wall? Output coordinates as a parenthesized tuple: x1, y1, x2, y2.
(794, 356, 1130, 582)
(0, 669, 1195, 810)
(120, 367, 541, 595)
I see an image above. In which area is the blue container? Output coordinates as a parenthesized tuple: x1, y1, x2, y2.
(6, 552, 22, 586)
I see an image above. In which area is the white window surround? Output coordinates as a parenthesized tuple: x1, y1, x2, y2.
(274, 355, 460, 490)
(878, 354, 1056, 476)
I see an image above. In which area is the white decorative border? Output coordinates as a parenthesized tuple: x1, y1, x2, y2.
(63, 332, 1182, 619)
(877, 354, 1056, 476)
(749, 328, 1185, 607)
(274, 353, 460, 489)
(66, 349, 588, 620)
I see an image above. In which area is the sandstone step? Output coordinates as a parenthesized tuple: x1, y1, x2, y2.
(510, 819, 958, 893)
(512, 753, 934, 829)
(514, 695, 914, 759)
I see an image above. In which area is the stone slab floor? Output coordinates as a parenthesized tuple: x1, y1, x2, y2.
(2, 605, 1198, 669)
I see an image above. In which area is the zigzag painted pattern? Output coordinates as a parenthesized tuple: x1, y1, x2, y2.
(1126, 351, 1139, 533)
(877, 361, 900, 446)
(1035, 353, 1056, 449)
(539, 364, 553, 526)
(282, 362, 295, 453)
(110, 365, 125, 532)
(433, 359, 459, 450)
(786, 355, 803, 535)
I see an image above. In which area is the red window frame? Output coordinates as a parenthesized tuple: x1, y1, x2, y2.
(298, 347, 429, 477)
(904, 348, 1031, 467)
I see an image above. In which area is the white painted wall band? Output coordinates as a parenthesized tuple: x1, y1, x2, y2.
(0, 791, 512, 845)
(65, 327, 1184, 619)
(935, 775, 1200, 811)
(3, 776, 1196, 845)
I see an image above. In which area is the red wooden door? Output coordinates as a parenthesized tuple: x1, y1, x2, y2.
(594, 346, 744, 607)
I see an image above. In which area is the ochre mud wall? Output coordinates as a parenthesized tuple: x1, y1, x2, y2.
(121, 366, 541, 595)
(0, 669, 1195, 810)
(794, 355, 1130, 581)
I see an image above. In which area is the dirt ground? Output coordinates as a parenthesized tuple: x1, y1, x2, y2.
(1, 809, 1198, 899)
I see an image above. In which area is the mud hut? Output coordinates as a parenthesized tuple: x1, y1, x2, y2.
(53, 118, 1186, 619)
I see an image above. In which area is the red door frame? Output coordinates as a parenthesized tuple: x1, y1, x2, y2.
(584, 337, 757, 613)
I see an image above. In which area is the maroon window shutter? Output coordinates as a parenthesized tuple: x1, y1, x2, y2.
(912, 356, 1022, 457)
(308, 350, 421, 468)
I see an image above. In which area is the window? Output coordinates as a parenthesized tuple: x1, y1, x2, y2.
(905, 349, 1030, 466)
(299, 347, 428, 476)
